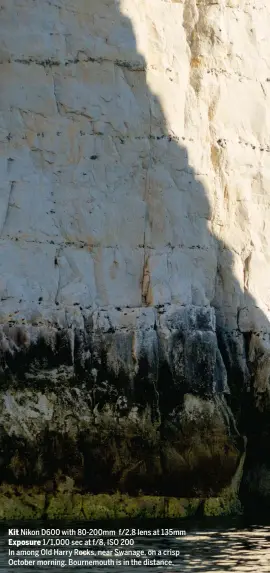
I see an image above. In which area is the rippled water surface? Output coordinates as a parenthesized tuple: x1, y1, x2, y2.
(0, 519, 269, 572)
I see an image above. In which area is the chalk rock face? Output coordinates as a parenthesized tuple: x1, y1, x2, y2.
(0, 0, 269, 504)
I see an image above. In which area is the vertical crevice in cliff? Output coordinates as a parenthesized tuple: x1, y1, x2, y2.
(1, 180, 15, 237)
(141, 102, 153, 307)
(141, 257, 153, 306)
(243, 244, 254, 293)
(183, 0, 199, 56)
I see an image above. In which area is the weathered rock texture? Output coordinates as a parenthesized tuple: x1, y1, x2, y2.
(0, 0, 270, 511)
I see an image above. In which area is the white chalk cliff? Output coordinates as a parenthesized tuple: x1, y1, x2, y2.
(0, 0, 269, 509)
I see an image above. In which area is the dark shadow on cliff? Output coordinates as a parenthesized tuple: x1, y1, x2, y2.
(1, 0, 270, 513)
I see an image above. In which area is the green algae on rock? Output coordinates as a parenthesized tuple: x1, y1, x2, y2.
(0, 486, 242, 520)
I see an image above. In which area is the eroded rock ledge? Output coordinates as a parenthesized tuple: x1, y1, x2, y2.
(0, 305, 246, 506)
